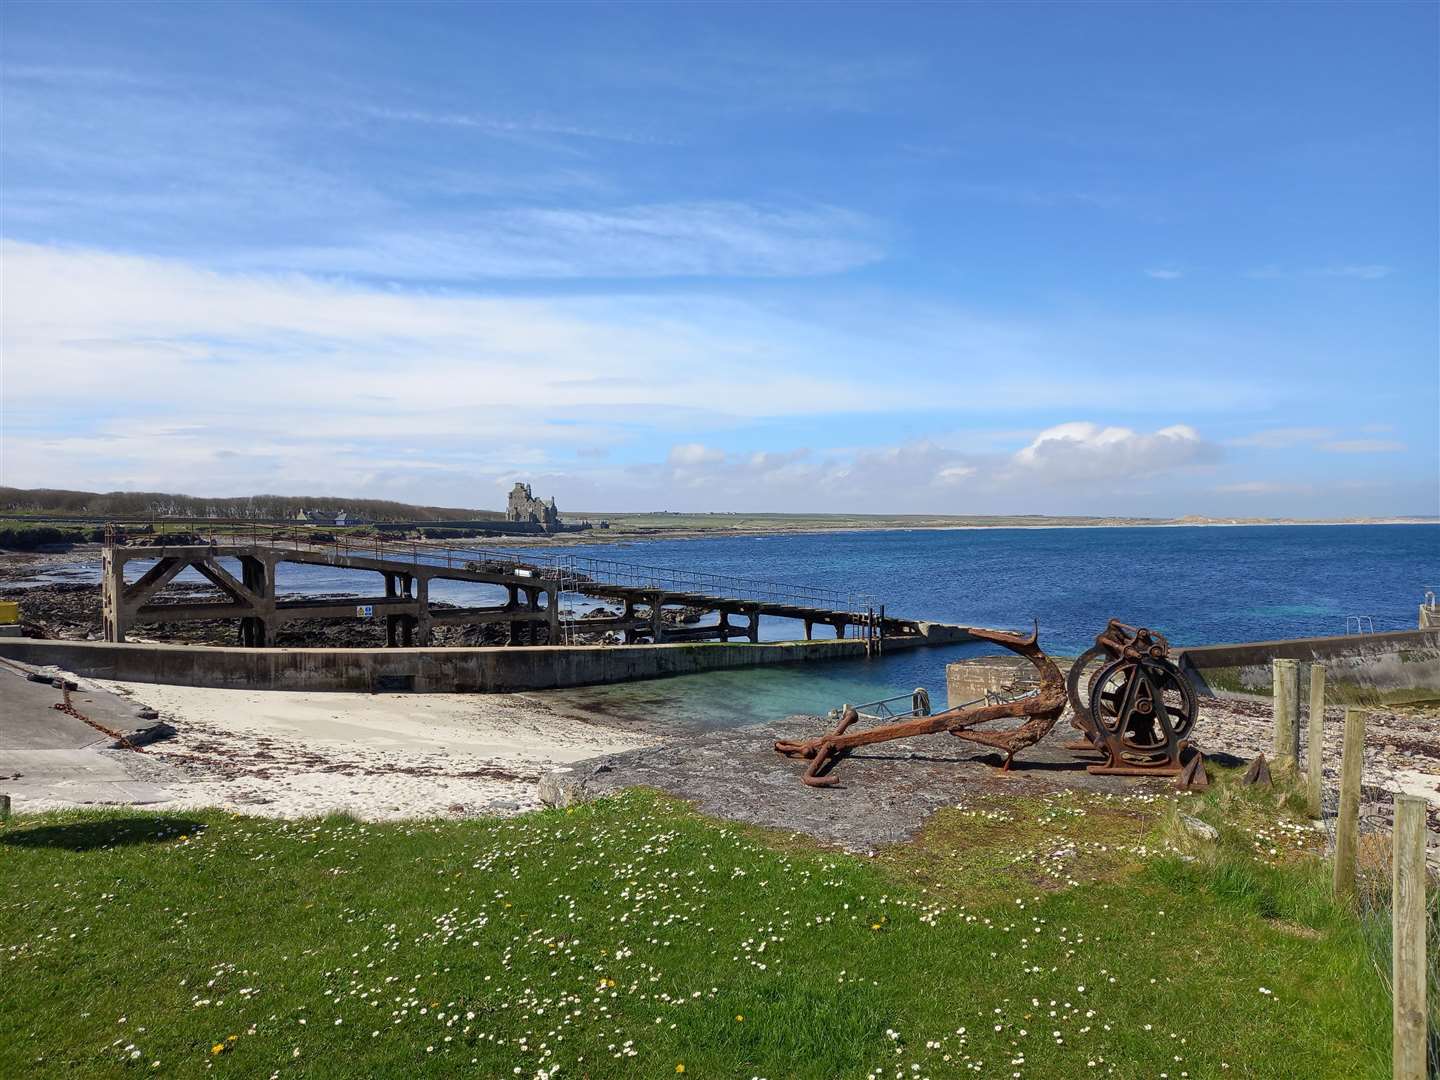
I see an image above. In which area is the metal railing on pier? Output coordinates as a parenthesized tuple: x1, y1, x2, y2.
(830, 688, 933, 724)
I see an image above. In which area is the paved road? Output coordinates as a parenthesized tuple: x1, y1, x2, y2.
(0, 663, 172, 810)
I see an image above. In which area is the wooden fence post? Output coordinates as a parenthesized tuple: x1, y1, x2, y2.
(1333, 707, 1366, 902)
(1391, 794, 1427, 1080)
(1272, 659, 1300, 771)
(1307, 663, 1326, 818)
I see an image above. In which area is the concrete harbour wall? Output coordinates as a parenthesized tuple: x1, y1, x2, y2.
(0, 636, 884, 693)
(1176, 628, 1440, 705)
(943, 628, 1440, 708)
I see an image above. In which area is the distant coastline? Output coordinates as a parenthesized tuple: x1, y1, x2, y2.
(491, 514, 1438, 547)
(2, 480, 1435, 552)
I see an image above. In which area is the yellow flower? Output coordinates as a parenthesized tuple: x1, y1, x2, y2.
(735, 1014, 744, 1022)
(676, 1065, 685, 1074)
(210, 1044, 225, 1055)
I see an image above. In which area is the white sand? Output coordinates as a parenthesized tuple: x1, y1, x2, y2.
(87, 680, 656, 820)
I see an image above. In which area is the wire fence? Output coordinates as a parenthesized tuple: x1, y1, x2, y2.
(1313, 715, 1440, 1077)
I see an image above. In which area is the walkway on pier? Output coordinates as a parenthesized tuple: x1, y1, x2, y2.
(100, 532, 921, 649)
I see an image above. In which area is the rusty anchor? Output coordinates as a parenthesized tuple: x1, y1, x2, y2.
(774, 623, 1067, 787)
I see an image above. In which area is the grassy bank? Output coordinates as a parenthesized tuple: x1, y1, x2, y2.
(1, 786, 1386, 1078)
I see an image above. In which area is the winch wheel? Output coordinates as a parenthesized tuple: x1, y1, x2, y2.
(1089, 657, 1197, 754)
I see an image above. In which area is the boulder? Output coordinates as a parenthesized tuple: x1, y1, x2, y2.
(537, 767, 592, 809)
(1178, 813, 1219, 842)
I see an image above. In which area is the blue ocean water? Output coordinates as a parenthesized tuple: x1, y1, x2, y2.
(533, 523, 1438, 729)
(31, 524, 1438, 732)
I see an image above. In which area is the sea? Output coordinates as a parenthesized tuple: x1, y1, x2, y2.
(21, 523, 1439, 733)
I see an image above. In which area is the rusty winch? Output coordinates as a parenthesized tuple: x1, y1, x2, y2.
(775, 618, 1205, 789)
(1065, 619, 1206, 787)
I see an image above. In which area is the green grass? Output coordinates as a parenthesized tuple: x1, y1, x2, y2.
(0, 786, 1387, 1079)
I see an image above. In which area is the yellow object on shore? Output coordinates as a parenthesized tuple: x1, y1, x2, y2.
(0, 601, 18, 624)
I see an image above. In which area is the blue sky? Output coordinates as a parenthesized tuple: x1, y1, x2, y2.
(1, 1, 1435, 516)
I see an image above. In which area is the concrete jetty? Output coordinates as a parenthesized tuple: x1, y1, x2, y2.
(100, 533, 953, 651)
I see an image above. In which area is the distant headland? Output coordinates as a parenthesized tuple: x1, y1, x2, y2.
(0, 484, 1433, 549)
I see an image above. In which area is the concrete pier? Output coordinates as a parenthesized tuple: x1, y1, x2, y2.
(104, 542, 565, 647)
(99, 537, 933, 651)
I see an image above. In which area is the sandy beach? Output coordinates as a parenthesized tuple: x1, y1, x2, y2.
(53, 679, 657, 820)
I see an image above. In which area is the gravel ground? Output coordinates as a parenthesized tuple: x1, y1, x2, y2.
(541, 696, 1440, 849)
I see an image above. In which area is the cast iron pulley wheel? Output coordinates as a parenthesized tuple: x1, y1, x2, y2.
(1065, 646, 1110, 722)
(1088, 656, 1197, 761)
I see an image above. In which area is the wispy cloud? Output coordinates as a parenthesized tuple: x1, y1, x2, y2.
(1230, 428, 1405, 455)
(255, 201, 888, 280)
(364, 106, 679, 147)
(1214, 481, 1314, 495)
(1229, 426, 1338, 448)
(1311, 264, 1392, 280)
(0, 242, 1321, 509)
(946, 181, 1128, 211)
(1321, 439, 1405, 453)
(1245, 263, 1394, 281)
(1144, 267, 1184, 280)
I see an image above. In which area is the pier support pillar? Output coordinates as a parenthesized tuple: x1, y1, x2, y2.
(415, 575, 432, 646)
(382, 573, 398, 647)
(546, 585, 560, 645)
(238, 556, 271, 646)
(101, 545, 127, 642)
(506, 584, 522, 645)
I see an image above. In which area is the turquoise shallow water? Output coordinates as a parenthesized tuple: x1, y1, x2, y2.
(30, 523, 1439, 733)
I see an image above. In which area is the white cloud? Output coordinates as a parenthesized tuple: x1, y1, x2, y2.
(0, 242, 1293, 508)
(605, 426, 1221, 510)
(668, 443, 727, 466)
(936, 464, 977, 484)
(1013, 422, 1217, 480)
(1144, 267, 1184, 280)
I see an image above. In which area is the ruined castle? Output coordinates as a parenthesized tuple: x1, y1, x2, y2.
(505, 482, 561, 530)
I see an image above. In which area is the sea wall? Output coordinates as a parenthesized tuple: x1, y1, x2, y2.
(0, 636, 875, 693)
(1176, 628, 1440, 705)
(943, 628, 1440, 708)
